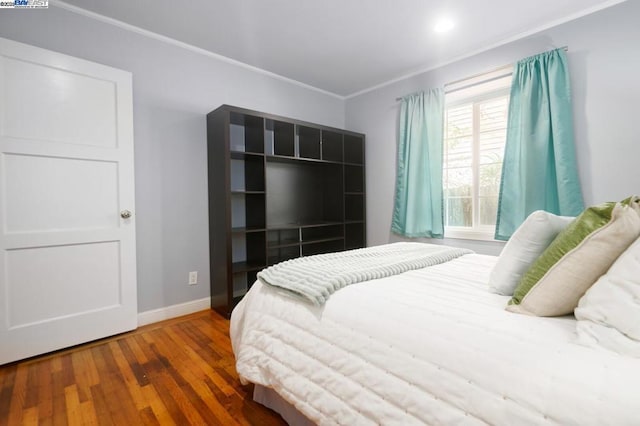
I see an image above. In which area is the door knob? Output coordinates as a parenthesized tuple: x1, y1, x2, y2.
(120, 210, 132, 219)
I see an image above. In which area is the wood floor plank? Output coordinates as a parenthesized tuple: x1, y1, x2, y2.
(35, 360, 53, 423)
(50, 370, 67, 426)
(6, 365, 27, 426)
(142, 368, 193, 425)
(89, 345, 140, 425)
(0, 364, 17, 425)
(70, 349, 99, 403)
(138, 406, 160, 426)
(23, 364, 38, 409)
(19, 406, 37, 426)
(106, 341, 149, 411)
(60, 355, 75, 389)
(139, 382, 174, 425)
(124, 335, 149, 366)
(116, 340, 150, 387)
(194, 317, 236, 356)
(0, 310, 286, 426)
(183, 320, 224, 356)
(64, 385, 83, 426)
(88, 384, 115, 426)
(78, 400, 99, 426)
(148, 328, 239, 425)
(163, 326, 236, 398)
(64, 384, 99, 426)
(49, 358, 62, 374)
(132, 335, 162, 373)
(146, 340, 215, 425)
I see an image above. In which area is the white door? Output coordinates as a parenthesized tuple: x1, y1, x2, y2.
(0, 38, 137, 364)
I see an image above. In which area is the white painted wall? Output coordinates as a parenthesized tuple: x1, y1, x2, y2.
(346, 1, 640, 255)
(0, 6, 344, 312)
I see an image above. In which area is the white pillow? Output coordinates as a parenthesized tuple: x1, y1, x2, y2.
(488, 210, 574, 295)
(575, 236, 640, 357)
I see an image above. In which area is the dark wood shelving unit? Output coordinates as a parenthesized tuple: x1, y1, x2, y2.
(207, 105, 366, 317)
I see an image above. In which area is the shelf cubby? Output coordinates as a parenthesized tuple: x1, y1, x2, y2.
(232, 270, 260, 301)
(302, 239, 345, 256)
(231, 193, 266, 230)
(345, 164, 364, 193)
(268, 246, 301, 265)
(231, 231, 266, 269)
(345, 193, 364, 222)
(322, 130, 343, 162)
(265, 161, 343, 227)
(302, 224, 343, 242)
(298, 125, 321, 159)
(344, 134, 364, 164)
(345, 222, 365, 250)
(266, 119, 295, 157)
(267, 228, 300, 248)
(230, 156, 264, 192)
(229, 112, 264, 153)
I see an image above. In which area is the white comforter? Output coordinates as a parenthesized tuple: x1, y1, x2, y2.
(231, 253, 640, 425)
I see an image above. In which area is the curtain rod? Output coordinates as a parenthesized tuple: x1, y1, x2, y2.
(395, 46, 568, 101)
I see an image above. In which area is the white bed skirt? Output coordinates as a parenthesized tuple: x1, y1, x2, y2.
(253, 384, 315, 426)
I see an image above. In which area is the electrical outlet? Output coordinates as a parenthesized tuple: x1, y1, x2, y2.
(188, 271, 198, 285)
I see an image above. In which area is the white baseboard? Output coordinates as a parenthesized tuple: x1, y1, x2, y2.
(137, 297, 211, 327)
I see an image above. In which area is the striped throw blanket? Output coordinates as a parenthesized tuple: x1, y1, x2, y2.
(257, 242, 472, 305)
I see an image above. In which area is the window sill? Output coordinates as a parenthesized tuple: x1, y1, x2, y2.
(444, 228, 500, 242)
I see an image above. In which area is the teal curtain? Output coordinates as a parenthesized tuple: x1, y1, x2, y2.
(391, 89, 445, 238)
(495, 48, 584, 240)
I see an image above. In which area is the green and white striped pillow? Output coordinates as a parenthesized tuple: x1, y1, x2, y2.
(507, 196, 640, 317)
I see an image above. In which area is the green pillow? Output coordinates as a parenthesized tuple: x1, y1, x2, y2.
(507, 196, 640, 316)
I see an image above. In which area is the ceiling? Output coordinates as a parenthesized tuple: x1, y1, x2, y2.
(58, 0, 625, 97)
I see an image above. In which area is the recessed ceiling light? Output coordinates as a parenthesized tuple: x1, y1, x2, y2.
(434, 17, 455, 33)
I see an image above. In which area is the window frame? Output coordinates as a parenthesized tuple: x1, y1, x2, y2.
(443, 87, 511, 241)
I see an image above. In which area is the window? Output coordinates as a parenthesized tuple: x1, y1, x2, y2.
(443, 68, 512, 240)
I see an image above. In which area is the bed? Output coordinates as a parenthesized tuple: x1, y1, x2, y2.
(230, 246, 640, 425)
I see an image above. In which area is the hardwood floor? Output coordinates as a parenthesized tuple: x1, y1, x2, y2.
(0, 310, 287, 426)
